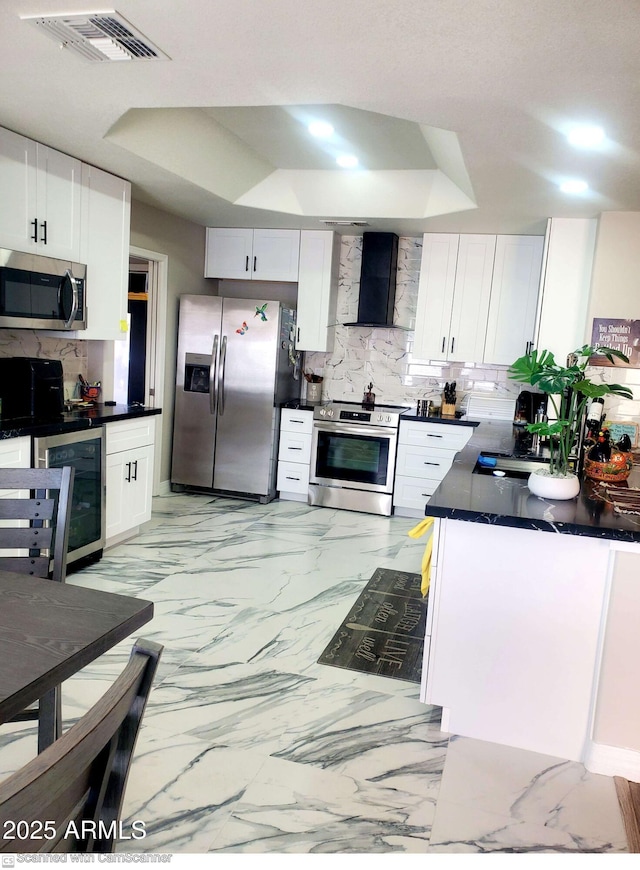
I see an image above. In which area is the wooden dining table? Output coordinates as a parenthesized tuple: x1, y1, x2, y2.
(0, 570, 154, 729)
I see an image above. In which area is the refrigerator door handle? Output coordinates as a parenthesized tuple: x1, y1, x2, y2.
(209, 334, 219, 415)
(218, 335, 228, 416)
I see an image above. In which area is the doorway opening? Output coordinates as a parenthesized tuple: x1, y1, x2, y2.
(112, 247, 168, 494)
(125, 258, 149, 405)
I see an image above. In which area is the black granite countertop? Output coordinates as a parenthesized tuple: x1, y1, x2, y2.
(425, 419, 640, 543)
(281, 401, 317, 412)
(0, 404, 161, 440)
(401, 412, 480, 427)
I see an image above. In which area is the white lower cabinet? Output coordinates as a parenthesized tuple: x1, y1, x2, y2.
(0, 436, 31, 470)
(105, 418, 155, 544)
(393, 421, 473, 517)
(276, 408, 313, 501)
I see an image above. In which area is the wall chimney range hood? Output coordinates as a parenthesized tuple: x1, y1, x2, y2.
(344, 232, 400, 328)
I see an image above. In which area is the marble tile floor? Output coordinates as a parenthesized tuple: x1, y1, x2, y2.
(0, 493, 628, 857)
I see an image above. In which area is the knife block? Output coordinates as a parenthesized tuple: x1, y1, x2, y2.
(441, 401, 456, 417)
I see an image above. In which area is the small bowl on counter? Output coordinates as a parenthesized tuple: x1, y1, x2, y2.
(584, 450, 633, 483)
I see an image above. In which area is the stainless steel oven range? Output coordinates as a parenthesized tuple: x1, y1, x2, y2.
(309, 402, 407, 516)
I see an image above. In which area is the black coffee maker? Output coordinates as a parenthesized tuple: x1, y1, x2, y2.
(0, 357, 64, 419)
(515, 390, 547, 424)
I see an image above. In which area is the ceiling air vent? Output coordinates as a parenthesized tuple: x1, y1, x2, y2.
(320, 220, 370, 227)
(24, 11, 170, 62)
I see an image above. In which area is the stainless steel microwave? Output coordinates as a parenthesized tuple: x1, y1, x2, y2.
(0, 248, 86, 330)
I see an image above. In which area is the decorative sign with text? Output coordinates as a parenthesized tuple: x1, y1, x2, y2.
(590, 319, 640, 367)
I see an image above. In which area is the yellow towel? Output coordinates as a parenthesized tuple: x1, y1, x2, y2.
(408, 516, 434, 597)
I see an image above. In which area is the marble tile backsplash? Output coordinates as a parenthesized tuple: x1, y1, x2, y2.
(0, 330, 88, 401)
(304, 236, 518, 411)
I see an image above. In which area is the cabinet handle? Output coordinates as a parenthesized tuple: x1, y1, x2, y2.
(253, 256, 257, 272)
(289, 447, 303, 451)
(451, 336, 455, 353)
(125, 462, 131, 483)
(441, 336, 445, 354)
(426, 433, 443, 439)
(31, 218, 38, 243)
(423, 461, 441, 466)
(132, 460, 138, 481)
(286, 476, 301, 481)
(40, 220, 47, 245)
(421, 493, 430, 497)
(245, 255, 249, 272)
(290, 419, 304, 424)
(297, 327, 300, 343)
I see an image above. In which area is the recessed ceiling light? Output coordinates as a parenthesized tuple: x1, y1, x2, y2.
(559, 179, 589, 194)
(336, 155, 359, 168)
(308, 121, 334, 138)
(567, 126, 605, 148)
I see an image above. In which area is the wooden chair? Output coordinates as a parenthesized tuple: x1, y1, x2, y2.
(0, 466, 75, 751)
(0, 638, 162, 854)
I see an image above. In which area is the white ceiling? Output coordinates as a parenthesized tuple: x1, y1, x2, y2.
(2, 0, 640, 236)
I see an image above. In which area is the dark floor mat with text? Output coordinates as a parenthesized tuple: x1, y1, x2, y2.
(317, 567, 426, 683)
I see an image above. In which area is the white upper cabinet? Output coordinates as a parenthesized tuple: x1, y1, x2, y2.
(414, 233, 495, 362)
(413, 234, 459, 360)
(483, 235, 545, 365)
(414, 232, 544, 365)
(205, 227, 300, 281)
(535, 218, 597, 362)
(0, 125, 132, 341)
(295, 230, 340, 352)
(77, 163, 131, 340)
(0, 126, 82, 261)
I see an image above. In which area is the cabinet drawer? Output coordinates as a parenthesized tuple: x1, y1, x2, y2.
(393, 475, 440, 509)
(106, 417, 155, 454)
(396, 444, 456, 481)
(278, 431, 312, 463)
(277, 461, 310, 494)
(399, 420, 473, 451)
(280, 408, 313, 434)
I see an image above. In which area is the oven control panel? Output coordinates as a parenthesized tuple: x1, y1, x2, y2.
(314, 402, 406, 428)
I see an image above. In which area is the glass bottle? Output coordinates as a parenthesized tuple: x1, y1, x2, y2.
(585, 397, 604, 442)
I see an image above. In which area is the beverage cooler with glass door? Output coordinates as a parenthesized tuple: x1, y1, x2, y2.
(33, 428, 105, 567)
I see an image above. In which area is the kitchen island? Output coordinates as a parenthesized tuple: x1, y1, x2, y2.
(422, 419, 640, 780)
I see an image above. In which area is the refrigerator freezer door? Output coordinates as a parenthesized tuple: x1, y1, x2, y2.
(213, 299, 281, 496)
(171, 295, 222, 488)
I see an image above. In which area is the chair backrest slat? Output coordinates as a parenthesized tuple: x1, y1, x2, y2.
(0, 556, 50, 576)
(0, 498, 56, 521)
(0, 639, 163, 854)
(0, 528, 54, 549)
(0, 466, 74, 583)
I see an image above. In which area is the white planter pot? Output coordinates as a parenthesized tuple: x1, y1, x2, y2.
(527, 469, 580, 500)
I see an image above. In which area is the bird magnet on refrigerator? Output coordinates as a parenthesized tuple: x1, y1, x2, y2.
(255, 303, 268, 321)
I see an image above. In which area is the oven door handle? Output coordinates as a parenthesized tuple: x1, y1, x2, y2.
(313, 421, 396, 438)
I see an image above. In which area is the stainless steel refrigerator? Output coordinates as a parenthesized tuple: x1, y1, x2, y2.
(171, 295, 300, 501)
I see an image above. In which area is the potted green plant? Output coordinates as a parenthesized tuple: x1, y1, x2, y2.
(508, 344, 633, 499)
